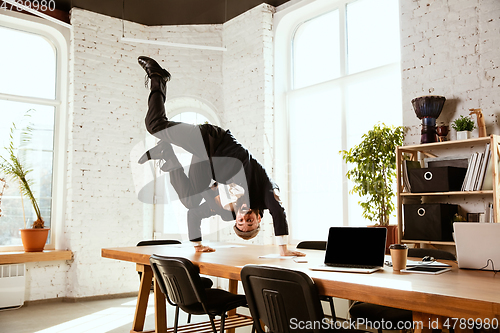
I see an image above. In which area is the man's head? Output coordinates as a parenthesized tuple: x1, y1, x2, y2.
(233, 202, 261, 240)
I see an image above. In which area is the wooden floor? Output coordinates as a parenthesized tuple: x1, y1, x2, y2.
(0, 294, 253, 333)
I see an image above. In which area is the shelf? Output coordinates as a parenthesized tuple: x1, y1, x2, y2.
(401, 190, 494, 196)
(397, 135, 500, 245)
(398, 136, 492, 153)
(0, 250, 73, 264)
(402, 239, 455, 246)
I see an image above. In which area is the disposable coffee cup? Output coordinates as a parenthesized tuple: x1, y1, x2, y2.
(389, 244, 408, 273)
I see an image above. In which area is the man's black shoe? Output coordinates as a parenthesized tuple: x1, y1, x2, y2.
(138, 143, 164, 164)
(138, 56, 171, 82)
(138, 141, 180, 173)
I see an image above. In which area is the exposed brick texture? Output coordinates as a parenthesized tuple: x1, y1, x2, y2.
(401, 0, 500, 144)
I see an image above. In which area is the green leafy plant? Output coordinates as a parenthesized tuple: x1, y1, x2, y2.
(340, 123, 405, 226)
(451, 115, 476, 132)
(0, 112, 44, 228)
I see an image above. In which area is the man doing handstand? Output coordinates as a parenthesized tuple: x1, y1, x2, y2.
(137, 56, 304, 256)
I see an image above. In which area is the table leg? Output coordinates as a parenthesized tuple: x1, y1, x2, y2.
(133, 264, 153, 332)
(226, 279, 239, 333)
(154, 276, 167, 333)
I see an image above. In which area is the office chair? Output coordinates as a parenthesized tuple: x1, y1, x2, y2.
(297, 240, 328, 251)
(296, 241, 336, 319)
(150, 255, 249, 333)
(406, 248, 456, 261)
(349, 248, 456, 333)
(137, 240, 182, 247)
(137, 239, 214, 288)
(137, 240, 184, 288)
(241, 264, 369, 333)
(137, 240, 213, 324)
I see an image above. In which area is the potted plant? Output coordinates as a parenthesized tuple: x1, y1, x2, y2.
(340, 123, 405, 251)
(451, 115, 475, 140)
(0, 114, 48, 252)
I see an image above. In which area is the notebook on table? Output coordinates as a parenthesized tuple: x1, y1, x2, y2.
(454, 222, 500, 271)
(310, 226, 387, 274)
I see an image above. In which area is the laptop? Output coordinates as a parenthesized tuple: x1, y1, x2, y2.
(310, 226, 387, 274)
(454, 222, 500, 270)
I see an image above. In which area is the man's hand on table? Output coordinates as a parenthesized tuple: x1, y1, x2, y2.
(279, 245, 305, 257)
(194, 244, 216, 252)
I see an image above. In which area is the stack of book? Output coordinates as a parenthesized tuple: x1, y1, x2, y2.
(461, 143, 491, 191)
(402, 160, 421, 192)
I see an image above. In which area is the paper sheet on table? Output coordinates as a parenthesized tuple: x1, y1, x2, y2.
(259, 254, 296, 259)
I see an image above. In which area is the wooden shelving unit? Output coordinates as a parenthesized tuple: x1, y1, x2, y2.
(401, 190, 494, 197)
(396, 135, 500, 245)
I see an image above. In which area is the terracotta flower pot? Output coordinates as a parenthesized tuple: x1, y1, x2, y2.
(368, 225, 398, 253)
(20, 228, 50, 252)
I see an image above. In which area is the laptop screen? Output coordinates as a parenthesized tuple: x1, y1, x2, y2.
(324, 227, 387, 266)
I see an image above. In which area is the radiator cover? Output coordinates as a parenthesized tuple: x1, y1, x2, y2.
(0, 264, 26, 309)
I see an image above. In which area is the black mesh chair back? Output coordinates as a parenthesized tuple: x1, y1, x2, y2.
(150, 255, 207, 311)
(407, 248, 456, 261)
(137, 239, 184, 290)
(241, 265, 326, 333)
(140, 241, 213, 325)
(137, 239, 182, 247)
(296, 241, 327, 251)
(150, 255, 248, 333)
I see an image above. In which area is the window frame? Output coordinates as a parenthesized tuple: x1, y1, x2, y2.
(0, 11, 69, 252)
(274, 0, 402, 243)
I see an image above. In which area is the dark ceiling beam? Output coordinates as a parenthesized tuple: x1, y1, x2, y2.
(45, 0, 290, 26)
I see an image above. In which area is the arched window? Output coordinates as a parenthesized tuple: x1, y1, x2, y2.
(275, 0, 402, 241)
(0, 16, 68, 250)
(152, 98, 221, 241)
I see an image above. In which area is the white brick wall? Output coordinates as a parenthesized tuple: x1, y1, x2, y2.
(148, 24, 224, 111)
(219, 4, 276, 244)
(401, 0, 500, 144)
(64, 9, 149, 298)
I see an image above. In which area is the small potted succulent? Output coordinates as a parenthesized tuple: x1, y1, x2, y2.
(0, 113, 48, 252)
(451, 115, 476, 140)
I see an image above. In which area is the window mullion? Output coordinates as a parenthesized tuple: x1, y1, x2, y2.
(338, 4, 350, 227)
(339, 4, 347, 77)
(0, 92, 60, 107)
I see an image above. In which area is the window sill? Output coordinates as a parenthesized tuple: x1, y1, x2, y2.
(0, 250, 73, 264)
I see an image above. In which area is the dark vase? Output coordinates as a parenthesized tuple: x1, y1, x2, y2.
(411, 96, 446, 144)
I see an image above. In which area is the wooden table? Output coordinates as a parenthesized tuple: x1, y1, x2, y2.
(102, 243, 500, 333)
